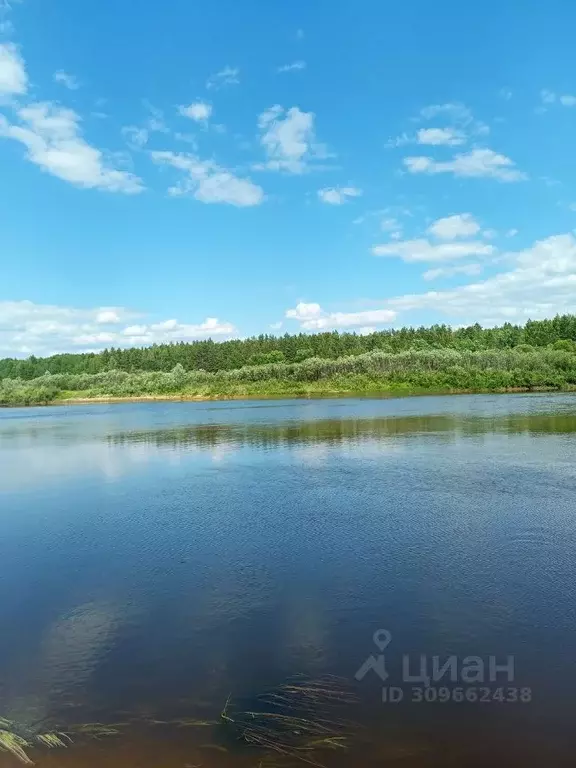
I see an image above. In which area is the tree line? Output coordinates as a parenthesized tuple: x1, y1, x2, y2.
(2, 346, 576, 406)
(2, 314, 576, 381)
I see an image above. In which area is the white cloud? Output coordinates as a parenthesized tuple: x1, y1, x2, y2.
(420, 102, 473, 123)
(270, 321, 283, 331)
(151, 150, 264, 207)
(96, 309, 122, 324)
(179, 101, 212, 122)
(422, 263, 483, 281)
(122, 102, 169, 149)
(540, 90, 576, 107)
(0, 101, 144, 192)
(277, 61, 306, 73)
(286, 302, 322, 320)
(0, 300, 236, 357)
(416, 127, 466, 146)
(0, 42, 27, 96)
(121, 125, 149, 148)
(506, 228, 519, 237)
(404, 148, 526, 182)
(256, 105, 329, 174)
(387, 127, 466, 148)
(384, 234, 576, 325)
(419, 102, 489, 137)
(206, 66, 239, 90)
(286, 301, 396, 330)
(121, 317, 235, 346)
(380, 217, 402, 237)
(318, 186, 361, 205)
(141, 101, 168, 134)
(53, 70, 79, 90)
(373, 238, 495, 263)
(427, 213, 481, 240)
(385, 132, 411, 148)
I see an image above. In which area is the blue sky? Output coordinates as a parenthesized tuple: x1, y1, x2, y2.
(1, 0, 576, 357)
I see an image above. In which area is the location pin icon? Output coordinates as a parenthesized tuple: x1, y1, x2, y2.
(373, 629, 392, 651)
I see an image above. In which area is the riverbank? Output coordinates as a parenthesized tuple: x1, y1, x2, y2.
(2, 348, 576, 406)
(3, 383, 575, 408)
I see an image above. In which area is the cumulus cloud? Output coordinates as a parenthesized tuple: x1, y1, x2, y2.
(277, 61, 306, 73)
(120, 317, 235, 346)
(256, 105, 329, 174)
(0, 42, 27, 96)
(285, 302, 396, 330)
(385, 234, 576, 325)
(404, 148, 526, 182)
(179, 101, 212, 122)
(206, 66, 239, 90)
(151, 150, 264, 206)
(318, 186, 362, 205)
(427, 213, 481, 240)
(0, 300, 236, 357)
(416, 127, 466, 146)
(0, 102, 144, 192)
(53, 70, 79, 90)
(422, 263, 483, 281)
(373, 238, 495, 263)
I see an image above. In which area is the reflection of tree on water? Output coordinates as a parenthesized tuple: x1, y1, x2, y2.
(107, 411, 576, 453)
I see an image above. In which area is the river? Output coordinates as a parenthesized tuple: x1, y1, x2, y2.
(1, 393, 575, 766)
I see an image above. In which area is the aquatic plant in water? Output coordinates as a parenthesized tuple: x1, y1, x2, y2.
(0, 717, 72, 764)
(219, 676, 357, 767)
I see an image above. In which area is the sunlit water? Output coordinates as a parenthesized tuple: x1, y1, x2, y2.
(1, 393, 576, 767)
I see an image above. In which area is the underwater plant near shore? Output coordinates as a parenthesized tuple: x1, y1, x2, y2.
(219, 676, 357, 767)
(0, 718, 72, 764)
(0, 676, 356, 765)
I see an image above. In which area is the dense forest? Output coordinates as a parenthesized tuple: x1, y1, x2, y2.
(2, 346, 576, 406)
(3, 314, 576, 381)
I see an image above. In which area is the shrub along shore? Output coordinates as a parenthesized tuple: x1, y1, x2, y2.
(2, 347, 576, 407)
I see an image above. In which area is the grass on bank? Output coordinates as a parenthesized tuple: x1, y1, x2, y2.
(2, 347, 576, 406)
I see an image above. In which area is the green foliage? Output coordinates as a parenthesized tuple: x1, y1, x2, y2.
(295, 347, 314, 362)
(2, 346, 576, 406)
(552, 339, 576, 353)
(247, 350, 286, 366)
(3, 314, 576, 381)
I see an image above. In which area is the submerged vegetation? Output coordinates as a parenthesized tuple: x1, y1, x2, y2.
(0, 718, 71, 764)
(0, 677, 355, 766)
(219, 677, 356, 766)
(2, 345, 576, 405)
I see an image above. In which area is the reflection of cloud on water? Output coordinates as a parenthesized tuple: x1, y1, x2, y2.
(294, 439, 406, 466)
(40, 600, 121, 689)
(3, 600, 125, 729)
(280, 595, 330, 673)
(209, 442, 238, 463)
(0, 442, 155, 492)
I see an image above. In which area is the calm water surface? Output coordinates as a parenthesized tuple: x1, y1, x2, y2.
(1, 393, 576, 767)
